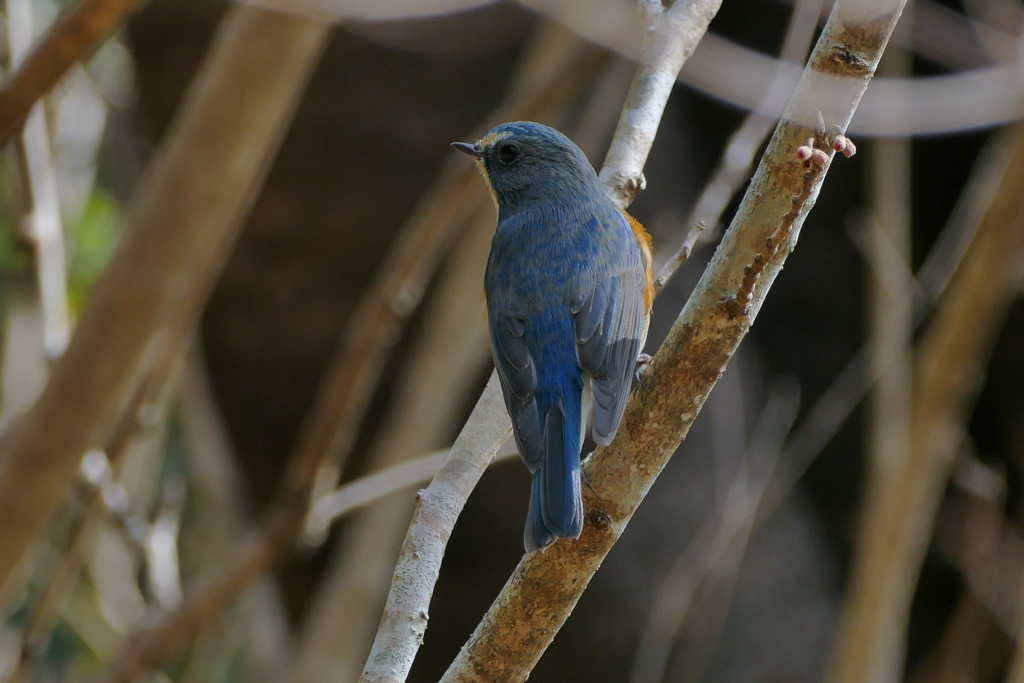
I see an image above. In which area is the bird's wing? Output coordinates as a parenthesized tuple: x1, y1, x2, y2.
(489, 313, 544, 471)
(574, 248, 647, 446)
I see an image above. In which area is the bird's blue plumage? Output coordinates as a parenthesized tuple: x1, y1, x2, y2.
(456, 121, 651, 551)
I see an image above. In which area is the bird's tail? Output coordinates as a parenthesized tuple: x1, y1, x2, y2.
(524, 389, 584, 552)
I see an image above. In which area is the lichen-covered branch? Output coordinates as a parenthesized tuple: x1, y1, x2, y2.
(439, 2, 906, 680)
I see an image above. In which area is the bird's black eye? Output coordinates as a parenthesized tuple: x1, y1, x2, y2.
(498, 143, 519, 164)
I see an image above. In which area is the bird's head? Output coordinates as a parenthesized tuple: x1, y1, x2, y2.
(452, 121, 601, 211)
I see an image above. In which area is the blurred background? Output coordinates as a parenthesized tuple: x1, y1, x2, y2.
(0, 0, 1023, 681)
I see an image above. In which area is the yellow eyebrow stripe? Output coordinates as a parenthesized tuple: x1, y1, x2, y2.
(477, 129, 511, 150)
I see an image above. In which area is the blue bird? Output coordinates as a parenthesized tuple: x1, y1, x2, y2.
(453, 121, 653, 552)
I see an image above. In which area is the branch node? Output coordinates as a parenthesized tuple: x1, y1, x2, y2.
(585, 509, 611, 530)
(637, 0, 665, 32)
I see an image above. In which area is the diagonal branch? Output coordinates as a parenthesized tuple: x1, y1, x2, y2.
(599, 0, 724, 209)
(439, 1, 906, 679)
(0, 0, 151, 145)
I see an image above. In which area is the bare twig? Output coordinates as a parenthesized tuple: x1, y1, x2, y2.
(865, 12, 913, 482)
(826, 122, 1024, 683)
(10, 355, 179, 678)
(307, 445, 517, 532)
(6, 0, 72, 359)
(0, 0, 151, 145)
(654, 0, 823, 292)
(439, 2, 904, 680)
(598, 0, 724, 208)
(0, 0, 329, 616)
(354, 377, 511, 683)
(652, 219, 706, 293)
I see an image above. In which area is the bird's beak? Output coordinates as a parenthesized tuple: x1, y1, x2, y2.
(451, 141, 483, 158)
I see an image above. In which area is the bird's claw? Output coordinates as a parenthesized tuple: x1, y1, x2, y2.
(635, 353, 653, 385)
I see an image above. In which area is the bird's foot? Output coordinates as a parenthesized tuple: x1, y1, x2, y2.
(635, 353, 653, 384)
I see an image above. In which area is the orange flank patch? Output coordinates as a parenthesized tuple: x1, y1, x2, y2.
(623, 211, 654, 311)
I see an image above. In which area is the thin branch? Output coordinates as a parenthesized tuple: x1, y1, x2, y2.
(355, 377, 511, 683)
(865, 14, 913, 491)
(6, 0, 72, 359)
(10, 355, 178, 678)
(654, 0, 823, 292)
(0, 0, 329, 609)
(0, 0, 150, 145)
(598, 0, 724, 209)
(825, 121, 1024, 682)
(438, 1, 904, 678)
(307, 446, 517, 532)
(653, 220, 706, 293)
